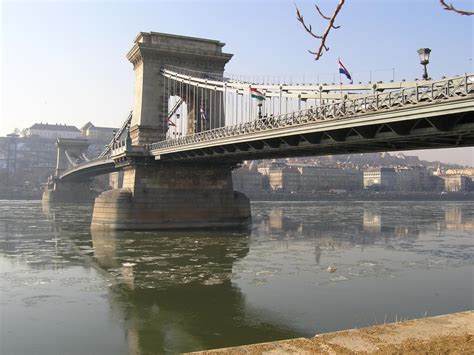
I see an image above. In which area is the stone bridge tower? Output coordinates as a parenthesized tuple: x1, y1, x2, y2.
(91, 32, 250, 230)
(126, 32, 233, 145)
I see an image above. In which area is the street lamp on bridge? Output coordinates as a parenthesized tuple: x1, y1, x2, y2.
(417, 48, 431, 80)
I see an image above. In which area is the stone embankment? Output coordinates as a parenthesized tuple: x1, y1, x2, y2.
(192, 311, 473, 354)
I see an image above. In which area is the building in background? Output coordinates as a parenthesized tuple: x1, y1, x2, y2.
(268, 165, 301, 192)
(444, 168, 474, 179)
(25, 123, 81, 139)
(0, 134, 56, 193)
(443, 175, 471, 192)
(81, 122, 117, 143)
(232, 162, 266, 195)
(395, 166, 432, 191)
(0, 121, 118, 194)
(294, 165, 362, 192)
(363, 167, 397, 190)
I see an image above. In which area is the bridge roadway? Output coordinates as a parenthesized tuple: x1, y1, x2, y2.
(59, 74, 474, 181)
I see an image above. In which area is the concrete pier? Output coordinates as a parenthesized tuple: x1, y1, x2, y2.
(91, 162, 251, 230)
(191, 311, 474, 354)
(42, 180, 97, 203)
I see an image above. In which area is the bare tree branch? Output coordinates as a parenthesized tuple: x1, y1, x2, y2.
(440, 0, 473, 15)
(295, 4, 322, 39)
(315, 4, 330, 20)
(295, 0, 346, 60)
(297, 0, 470, 61)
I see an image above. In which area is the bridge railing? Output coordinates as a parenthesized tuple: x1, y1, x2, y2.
(98, 111, 132, 158)
(147, 74, 473, 151)
(58, 155, 114, 179)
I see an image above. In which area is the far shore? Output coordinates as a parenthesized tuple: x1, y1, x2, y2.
(248, 191, 474, 202)
(1, 190, 473, 202)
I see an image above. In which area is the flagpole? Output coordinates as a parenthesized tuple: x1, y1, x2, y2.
(338, 57, 343, 100)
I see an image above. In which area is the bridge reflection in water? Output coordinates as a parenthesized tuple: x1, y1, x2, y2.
(90, 229, 305, 353)
(41, 203, 300, 352)
(1, 201, 471, 353)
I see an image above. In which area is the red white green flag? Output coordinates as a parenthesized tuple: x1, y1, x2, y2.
(250, 88, 266, 101)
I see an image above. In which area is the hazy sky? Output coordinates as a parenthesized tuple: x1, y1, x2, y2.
(1, 0, 473, 165)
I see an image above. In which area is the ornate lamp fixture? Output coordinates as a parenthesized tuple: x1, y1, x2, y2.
(417, 48, 431, 80)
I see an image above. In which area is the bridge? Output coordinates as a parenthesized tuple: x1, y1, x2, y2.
(43, 31, 474, 230)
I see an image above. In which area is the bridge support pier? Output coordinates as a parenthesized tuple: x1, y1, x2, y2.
(91, 162, 251, 230)
(42, 180, 97, 203)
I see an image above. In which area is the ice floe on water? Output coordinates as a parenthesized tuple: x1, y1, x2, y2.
(329, 275, 348, 282)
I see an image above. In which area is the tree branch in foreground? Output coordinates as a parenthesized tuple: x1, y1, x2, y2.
(295, 0, 346, 60)
(439, 0, 473, 16)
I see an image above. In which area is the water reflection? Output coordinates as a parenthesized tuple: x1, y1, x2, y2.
(92, 229, 303, 352)
(45, 202, 299, 352)
(256, 203, 474, 242)
(0, 201, 472, 354)
(251, 203, 474, 265)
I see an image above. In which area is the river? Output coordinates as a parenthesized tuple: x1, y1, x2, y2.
(0, 200, 472, 354)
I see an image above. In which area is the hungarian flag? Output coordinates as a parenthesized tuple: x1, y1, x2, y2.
(250, 88, 266, 101)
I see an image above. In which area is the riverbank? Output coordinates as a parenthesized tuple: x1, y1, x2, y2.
(1, 190, 473, 202)
(193, 311, 473, 354)
(248, 191, 474, 202)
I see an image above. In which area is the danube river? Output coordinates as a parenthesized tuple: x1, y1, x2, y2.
(1, 200, 473, 353)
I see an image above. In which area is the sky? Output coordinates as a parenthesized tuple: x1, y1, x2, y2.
(1, 0, 473, 165)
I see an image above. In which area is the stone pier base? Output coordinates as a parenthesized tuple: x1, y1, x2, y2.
(91, 163, 251, 230)
(42, 181, 97, 203)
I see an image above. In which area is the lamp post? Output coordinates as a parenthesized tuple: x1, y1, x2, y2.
(112, 130, 117, 148)
(257, 102, 263, 119)
(417, 48, 431, 80)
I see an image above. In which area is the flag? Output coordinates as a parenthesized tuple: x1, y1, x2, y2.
(250, 88, 266, 101)
(338, 59, 353, 83)
(200, 105, 207, 121)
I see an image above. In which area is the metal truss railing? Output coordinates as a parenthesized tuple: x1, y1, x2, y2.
(148, 74, 473, 152)
(61, 138, 130, 178)
(99, 111, 133, 158)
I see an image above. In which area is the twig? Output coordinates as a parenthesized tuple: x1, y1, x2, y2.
(295, 0, 346, 60)
(295, 5, 322, 39)
(315, 4, 330, 20)
(440, 0, 473, 15)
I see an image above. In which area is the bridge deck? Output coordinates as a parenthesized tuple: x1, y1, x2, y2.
(57, 74, 474, 179)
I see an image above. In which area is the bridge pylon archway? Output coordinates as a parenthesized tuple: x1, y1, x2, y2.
(126, 32, 232, 145)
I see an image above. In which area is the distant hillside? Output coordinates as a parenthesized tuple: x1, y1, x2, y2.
(272, 152, 467, 170)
